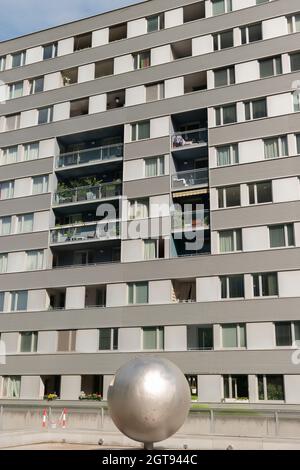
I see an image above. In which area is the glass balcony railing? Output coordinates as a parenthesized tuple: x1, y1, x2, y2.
(53, 183, 122, 205)
(171, 128, 208, 149)
(56, 143, 123, 169)
(171, 168, 209, 189)
(171, 210, 210, 231)
(51, 221, 121, 244)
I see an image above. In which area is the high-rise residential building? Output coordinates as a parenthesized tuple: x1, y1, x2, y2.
(0, 0, 299, 404)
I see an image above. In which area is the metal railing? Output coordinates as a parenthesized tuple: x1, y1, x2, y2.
(53, 183, 122, 205)
(51, 221, 121, 244)
(171, 128, 208, 149)
(171, 210, 210, 231)
(171, 168, 209, 189)
(56, 143, 123, 169)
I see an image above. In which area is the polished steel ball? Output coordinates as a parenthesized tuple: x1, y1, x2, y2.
(107, 357, 190, 445)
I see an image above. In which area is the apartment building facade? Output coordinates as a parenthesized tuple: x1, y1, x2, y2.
(0, 0, 300, 404)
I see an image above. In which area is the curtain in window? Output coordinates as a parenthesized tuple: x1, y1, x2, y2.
(12, 291, 28, 311)
(27, 251, 44, 270)
(24, 143, 39, 161)
(140, 52, 150, 69)
(217, 147, 231, 166)
(144, 240, 156, 260)
(222, 325, 238, 348)
(23, 214, 34, 233)
(0, 254, 8, 273)
(33, 176, 48, 194)
(0, 217, 11, 236)
(265, 139, 279, 159)
(2, 146, 18, 165)
(0, 181, 14, 199)
(5, 377, 21, 398)
(219, 231, 234, 252)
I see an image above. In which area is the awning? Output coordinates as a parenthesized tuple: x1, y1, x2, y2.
(173, 188, 209, 198)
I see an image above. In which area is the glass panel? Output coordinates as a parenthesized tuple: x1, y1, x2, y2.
(198, 327, 213, 350)
(147, 15, 159, 33)
(128, 284, 134, 304)
(157, 327, 164, 350)
(239, 325, 246, 348)
(145, 158, 158, 177)
(138, 122, 150, 140)
(260, 58, 274, 78)
(294, 322, 300, 344)
(229, 276, 244, 298)
(135, 282, 148, 304)
(143, 328, 156, 350)
(20, 332, 33, 352)
(219, 231, 234, 253)
(275, 323, 292, 346)
(215, 68, 228, 87)
(258, 375, 265, 400)
(291, 53, 300, 72)
(248, 23, 262, 42)
(223, 325, 238, 348)
(256, 181, 272, 203)
(269, 225, 285, 248)
(12, 291, 28, 311)
(0, 254, 8, 273)
(252, 99, 267, 119)
(0, 292, 4, 312)
(221, 277, 227, 298)
(261, 273, 278, 296)
(223, 104, 236, 124)
(212, 0, 225, 15)
(287, 224, 295, 246)
(0, 216, 12, 236)
(217, 146, 231, 166)
(265, 138, 279, 159)
(144, 240, 157, 260)
(220, 30, 233, 49)
(226, 186, 240, 207)
(266, 376, 284, 400)
(99, 329, 111, 350)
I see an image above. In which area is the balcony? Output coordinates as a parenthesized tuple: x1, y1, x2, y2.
(172, 128, 208, 150)
(53, 182, 122, 206)
(171, 210, 210, 232)
(56, 143, 123, 169)
(171, 168, 208, 190)
(51, 220, 121, 245)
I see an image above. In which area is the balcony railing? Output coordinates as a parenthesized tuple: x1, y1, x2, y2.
(53, 183, 122, 206)
(171, 168, 209, 190)
(171, 128, 208, 149)
(56, 143, 123, 169)
(51, 221, 121, 244)
(171, 210, 210, 231)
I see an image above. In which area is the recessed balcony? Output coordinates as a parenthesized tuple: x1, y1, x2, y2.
(171, 209, 210, 232)
(50, 220, 121, 245)
(53, 182, 122, 207)
(171, 128, 208, 150)
(171, 168, 209, 190)
(56, 143, 123, 170)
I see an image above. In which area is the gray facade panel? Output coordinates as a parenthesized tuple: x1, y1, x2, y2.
(211, 201, 300, 231)
(0, 298, 299, 332)
(124, 176, 170, 198)
(0, 194, 51, 217)
(124, 137, 170, 160)
(0, 158, 54, 182)
(0, 232, 49, 254)
(0, 248, 300, 292)
(0, 350, 296, 375)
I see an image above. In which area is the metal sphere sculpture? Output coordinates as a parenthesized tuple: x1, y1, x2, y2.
(107, 357, 190, 448)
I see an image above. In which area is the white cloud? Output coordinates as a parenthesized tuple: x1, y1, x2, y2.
(0, 0, 143, 40)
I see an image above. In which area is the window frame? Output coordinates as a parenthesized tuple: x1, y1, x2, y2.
(252, 272, 279, 298)
(269, 224, 295, 248)
(19, 331, 38, 353)
(220, 275, 245, 299)
(248, 181, 273, 205)
(128, 282, 149, 305)
(142, 326, 164, 350)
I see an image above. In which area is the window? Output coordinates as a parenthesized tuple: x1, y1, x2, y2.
(6, 114, 20, 131)
(0, 56, 6, 71)
(248, 181, 272, 204)
(290, 52, 300, 72)
(0, 254, 8, 273)
(275, 322, 300, 347)
(264, 136, 288, 159)
(218, 186, 240, 208)
(187, 325, 213, 351)
(9, 82, 23, 99)
(260, 56, 282, 78)
(217, 144, 239, 166)
(221, 275, 245, 299)
(215, 104, 237, 125)
(219, 229, 242, 253)
(146, 82, 165, 102)
(57, 330, 76, 352)
(0, 292, 4, 312)
(99, 328, 118, 351)
(0, 181, 14, 200)
(10, 291, 28, 311)
(24, 142, 39, 161)
(29, 77, 44, 94)
(38, 106, 53, 125)
(214, 67, 235, 87)
(32, 175, 49, 194)
(143, 327, 164, 350)
(212, 0, 232, 15)
(222, 324, 246, 348)
(145, 156, 165, 177)
(256, 0, 271, 3)
(287, 14, 300, 34)
(129, 198, 149, 220)
(2, 376, 21, 398)
(147, 14, 164, 32)
(0, 216, 12, 236)
(131, 121, 150, 141)
(128, 282, 149, 304)
(241, 23, 262, 44)
(43, 43, 58, 60)
(296, 134, 300, 154)
(17, 213, 34, 233)
(133, 51, 151, 70)
(20, 332, 38, 353)
(11, 51, 26, 68)
(213, 30, 233, 50)
(245, 98, 267, 120)
(26, 250, 44, 271)
(144, 239, 165, 260)
(258, 375, 285, 401)
(1, 146, 18, 165)
(74, 33, 92, 51)
(269, 224, 295, 248)
(294, 91, 300, 113)
(223, 375, 249, 400)
(253, 273, 278, 297)
(70, 98, 89, 117)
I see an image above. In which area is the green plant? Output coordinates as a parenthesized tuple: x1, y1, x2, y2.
(45, 393, 58, 401)
(79, 392, 102, 401)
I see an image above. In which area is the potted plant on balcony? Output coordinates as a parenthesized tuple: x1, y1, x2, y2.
(57, 182, 73, 204)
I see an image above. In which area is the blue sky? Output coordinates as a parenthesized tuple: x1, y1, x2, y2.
(0, 0, 143, 41)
